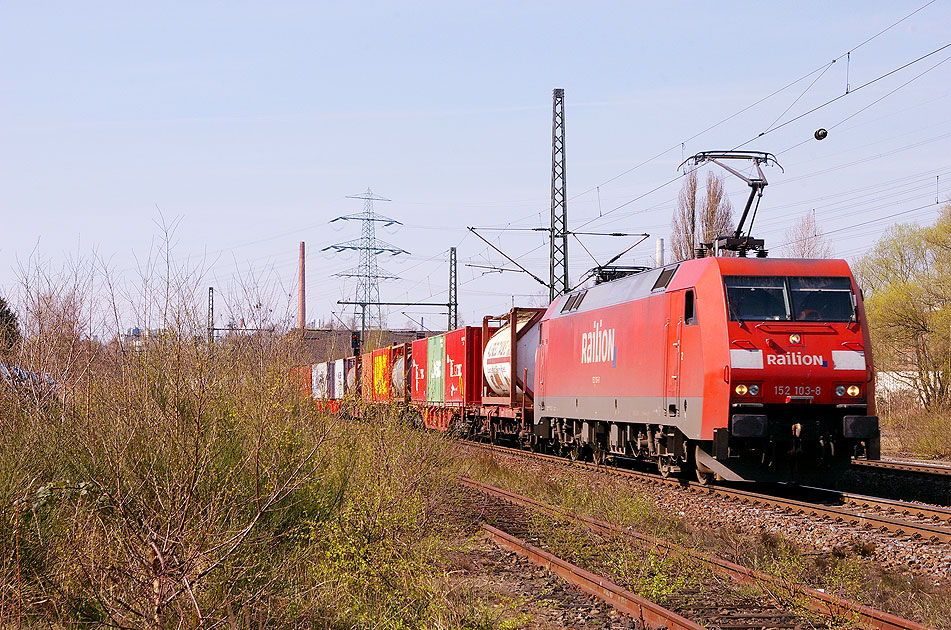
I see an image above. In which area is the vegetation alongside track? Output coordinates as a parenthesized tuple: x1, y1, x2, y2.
(0, 257, 520, 629)
(859, 204, 951, 462)
(0, 329, 516, 627)
(878, 392, 951, 460)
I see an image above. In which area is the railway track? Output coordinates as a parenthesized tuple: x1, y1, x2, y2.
(466, 476, 934, 630)
(777, 485, 951, 527)
(463, 442, 951, 543)
(695, 483, 951, 543)
(853, 459, 951, 478)
(482, 524, 704, 630)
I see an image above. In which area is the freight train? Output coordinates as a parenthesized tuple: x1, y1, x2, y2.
(294, 255, 880, 483)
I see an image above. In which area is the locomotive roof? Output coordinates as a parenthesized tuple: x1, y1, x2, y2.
(548, 257, 854, 319)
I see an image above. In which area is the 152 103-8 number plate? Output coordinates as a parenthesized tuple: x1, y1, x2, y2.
(773, 385, 821, 396)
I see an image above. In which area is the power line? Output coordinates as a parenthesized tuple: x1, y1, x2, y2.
(733, 41, 951, 149)
(568, 1, 940, 203)
(846, 0, 937, 55)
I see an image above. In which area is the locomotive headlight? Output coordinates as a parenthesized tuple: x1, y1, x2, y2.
(847, 385, 861, 397)
(748, 384, 760, 396)
(835, 385, 846, 397)
(735, 384, 748, 396)
(789, 333, 801, 344)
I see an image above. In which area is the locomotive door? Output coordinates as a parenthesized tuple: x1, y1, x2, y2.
(535, 321, 547, 399)
(664, 291, 684, 416)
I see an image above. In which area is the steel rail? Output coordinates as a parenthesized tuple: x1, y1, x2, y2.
(799, 486, 951, 525)
(466, 477, 937, 630)
(481, 523, 706, 630)
(463, 442, 951, 543)
(853, 459, 951, 477)
(691, 484, 951, 543)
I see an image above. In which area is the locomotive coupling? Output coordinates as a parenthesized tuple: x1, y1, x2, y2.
(842, 415, 879, 439)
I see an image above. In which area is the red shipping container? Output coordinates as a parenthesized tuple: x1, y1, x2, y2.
(444, 327, 485, 406)
(411, 337, 428, 402)
(289, 365, 312, 398)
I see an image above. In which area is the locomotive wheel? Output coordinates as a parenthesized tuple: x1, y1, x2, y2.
(692, 445, 720, 484)
(657, 455, 675, 478)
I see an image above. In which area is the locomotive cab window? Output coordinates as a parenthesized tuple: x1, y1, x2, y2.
(684, 290, 697, 325)
(724, 276, 790, 321)
(789, 276, 855, 322)
(724, 275, 855, 322)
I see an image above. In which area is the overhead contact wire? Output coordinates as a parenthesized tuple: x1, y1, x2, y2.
(734, 41, 951, 149)
(572, 0, 938, 205)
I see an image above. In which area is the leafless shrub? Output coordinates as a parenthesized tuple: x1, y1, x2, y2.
(0, 229, 499, 628)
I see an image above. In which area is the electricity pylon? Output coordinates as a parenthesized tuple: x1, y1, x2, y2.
(323, 189, 408, 345)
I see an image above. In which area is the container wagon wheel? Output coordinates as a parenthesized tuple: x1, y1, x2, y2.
(568, 443, 581, 462)
(592, 444, 607, 466)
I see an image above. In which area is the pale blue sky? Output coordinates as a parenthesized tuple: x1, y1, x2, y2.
(1, 2, 949, 331)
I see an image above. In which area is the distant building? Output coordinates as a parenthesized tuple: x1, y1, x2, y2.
(122, 327, 166, 351)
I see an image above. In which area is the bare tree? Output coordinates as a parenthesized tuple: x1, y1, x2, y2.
(671, 171, 699, 262)
(700, 171, 733, 247)
(671, 170, 734, 261)
(782, 210, 834, 258)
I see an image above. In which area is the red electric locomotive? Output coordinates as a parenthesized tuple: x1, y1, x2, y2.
(532, 256, 878, 482)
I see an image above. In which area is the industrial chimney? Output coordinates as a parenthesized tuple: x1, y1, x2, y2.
(655, 238, 665, 267)
(298, 241, 306, 329)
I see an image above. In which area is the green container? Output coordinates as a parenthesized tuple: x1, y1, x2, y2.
(426, 333, 445, 403)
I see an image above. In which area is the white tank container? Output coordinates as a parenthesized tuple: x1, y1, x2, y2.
(392, 356, 405, 392)
(482, 314, 540, 397)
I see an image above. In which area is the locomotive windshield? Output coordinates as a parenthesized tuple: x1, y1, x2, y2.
(724, 276, 855, 322)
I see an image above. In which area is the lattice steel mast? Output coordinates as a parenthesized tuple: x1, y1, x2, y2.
(448, 246, 458, 330)
(207, 286, 214, 344)
(323, 189, 408, 346)
(550, 88, 568, 301)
